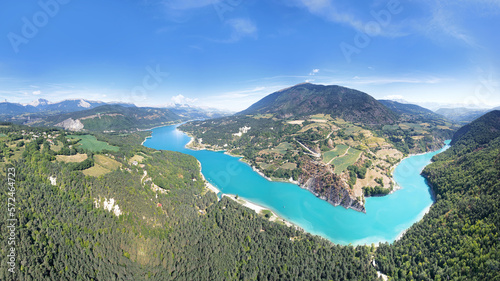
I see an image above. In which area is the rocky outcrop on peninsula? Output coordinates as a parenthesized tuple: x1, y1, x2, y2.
(297, 157, 366, 213)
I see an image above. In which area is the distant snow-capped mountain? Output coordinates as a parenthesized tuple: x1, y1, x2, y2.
(29, 98, 50, 107)
(0, 99, 232, 122)
(165, 103, 234, 119)
(0, 99, 134, 117)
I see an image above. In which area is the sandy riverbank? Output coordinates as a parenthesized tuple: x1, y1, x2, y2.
(222, 194, 303, 230)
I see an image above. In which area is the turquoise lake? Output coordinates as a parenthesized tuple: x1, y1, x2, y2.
(143, 124, 450, 245)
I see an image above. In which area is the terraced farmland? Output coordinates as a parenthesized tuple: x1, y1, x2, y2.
(322, 144, 349, 163)
(332, 148, 362, 174)
(261, 142, 294, 155)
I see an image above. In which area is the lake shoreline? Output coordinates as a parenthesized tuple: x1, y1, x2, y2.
(222, 194, 304, 231)
(142, 124, 451, 246)
(178, 132, 303, 230)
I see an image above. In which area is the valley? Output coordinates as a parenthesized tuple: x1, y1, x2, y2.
(2, 1, 498, 279)
(1, 104, 497, 280)
(179, 84, 458, 212)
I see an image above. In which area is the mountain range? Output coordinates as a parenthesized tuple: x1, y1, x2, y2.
(0, 98, 134, 116)
(0, 98, 232, 130)
(435, 107, 500, 123)
(378, 100, 445, 121)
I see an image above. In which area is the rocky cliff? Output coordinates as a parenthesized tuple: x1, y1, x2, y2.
(297, 157, 366, 213)
(56, 118, 84, 131)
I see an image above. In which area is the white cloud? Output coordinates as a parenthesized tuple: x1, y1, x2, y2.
(226, 18, 258, 42)
(344, 75, 444, 85)
(287, 0, 406, 37)
(414, 0, 500, 47)
(423, 3, 476, 47)
(309, 69, 320, 75)
(171, 94, 198, 104)
(208, 18, 258, 43)
(32, 90, 41, 95)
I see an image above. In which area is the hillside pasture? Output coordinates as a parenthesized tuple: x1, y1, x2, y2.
(252, 114, 273, 119)
(333, 118, 349, 125)
(128, 154, 145, 165)
(364, 136, 386, 147)
(344, 125, 364, 135)
(437, 125, 450, 130)
(332, 148, 362, 174)
(375, 148, 403, 161)
(68, 135, 119, 152)
(322, 144, 349, 163)
(309, 114, 332, 120)
(261, 142, 294, 155)
(50, 142, 64, 152)
(281, 162, 297, 170)
(298, 122, 331, 133)
(83, 164, 111, 177)
(287, 120, 305, 125)
(258, 162, 276, 170)
(56, 153, 88, 163)
(94, 154, 121, 170)
(382, 125, 399, 131)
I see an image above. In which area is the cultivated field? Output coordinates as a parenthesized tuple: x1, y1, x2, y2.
(68, 135, 119, 152)
(50, 142, 64, 152)
(261, 142, 294, 155)
(56, 153, 88, 163)
(94, 155, 121, 170)
(128, 154, 145, 165)
(322, 144, 349, 163)
(281, 162, 297, 170)
(83, 164, 111, 177)
(332, 148, 362, 174)
(287, 120, 305, 125)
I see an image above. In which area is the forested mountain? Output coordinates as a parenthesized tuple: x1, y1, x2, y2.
(0, 123, 379, 280)
(36, 105, 183, 132)
(375, 110, 500, 280)
(0, 102, 39, 116)
(0, 99, 121, 117)
(0, 99, 229, 127)
(450, 110, 500, 146)
(180, 83, 458, 212)
(239, 83, 398, 125)
(378, 100, 445, 122)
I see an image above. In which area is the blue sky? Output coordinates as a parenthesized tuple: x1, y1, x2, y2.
(1, 0, 499, 111)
